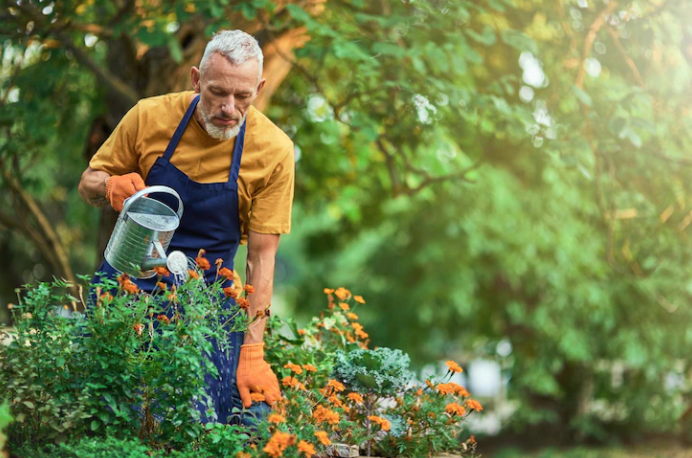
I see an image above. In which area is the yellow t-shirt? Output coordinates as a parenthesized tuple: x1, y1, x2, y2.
(90, 91, 294, 244)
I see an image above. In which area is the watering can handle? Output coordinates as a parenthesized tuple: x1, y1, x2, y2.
(121, 186, 184, 220)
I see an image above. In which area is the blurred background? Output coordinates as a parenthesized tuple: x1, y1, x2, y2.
(2, 0, 692, 455)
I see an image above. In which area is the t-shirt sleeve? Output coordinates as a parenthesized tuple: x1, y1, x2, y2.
(89, 103, 141, 175)
(247, 143, 295, 235)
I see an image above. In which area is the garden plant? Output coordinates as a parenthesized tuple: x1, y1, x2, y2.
(1, 256, 481, 457)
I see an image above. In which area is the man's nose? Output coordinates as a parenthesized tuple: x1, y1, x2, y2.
(221, 97, 237, 116)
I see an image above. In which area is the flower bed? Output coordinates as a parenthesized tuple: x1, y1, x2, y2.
(0, 256, 481, 457)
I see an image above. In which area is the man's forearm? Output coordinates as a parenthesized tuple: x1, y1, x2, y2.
(78, 167, 111, 207)
(244, 253, 275, 345)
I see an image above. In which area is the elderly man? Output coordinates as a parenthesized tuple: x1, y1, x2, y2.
(78, 30, 293, 424)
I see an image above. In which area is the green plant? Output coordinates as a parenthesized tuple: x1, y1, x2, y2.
(0, 401, 11, 458)
(332, 347, 412, 396)
(0, 255, 247, 449)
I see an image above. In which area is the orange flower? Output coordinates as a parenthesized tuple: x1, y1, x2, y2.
(236, 297, 250, 310)
(99, 292, 113, 302)
(436, 382, 468, 396)
(367, 415, 391, 431)
(445, 402, 466, 416)
(297, 440, 316, 457)
(116, 273, 129, 285)
(323, 288, 335, 294)
(156, 314, 170, 325)
(219, 267, 234, 280)
(354, 295, 366, 304)
(195, 251, 211, 270)
(303, 364, 317, 372)
(188, 269, 199, 279)
(313, 405, 340, 425)
(428, 412, 436, 419)
(338, 302, 350, 311)
(347, 392, 363, 404)
(244, 284, 256, 294)
(133, 323, 144, 336)
(167, 285, 178, 302)
(346, 312, 359, 320)
(326, 379, 345, 393)
(250, 392, 266, 403)
(328, 395, 344, 408)
(425, 380, 435, 389)
(284, 363, 303, 374)
(466, 399, 483, 412)
(470, 435, 476, 444)
(334, 287, 351, 300)
(156, 281, 167, 291)
(263, 431, 296, 458)
(268, 413, 286, 424)
(446, 360, 463, 373)
(122, 280, 139, 295)
(154, 266, 170, 277)
(314, 430, 331, 446)
(352, 322, 364, 333)
(281, 376, 306, 390)
(236, 453, 251, 458)
(415, 388, 423, 396)
(297, 329, 307, 336)
(224, 287, 238, 299)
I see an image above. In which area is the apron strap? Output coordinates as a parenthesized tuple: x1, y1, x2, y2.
(228, 122, 246, 184)
(163, 94, 200, 161)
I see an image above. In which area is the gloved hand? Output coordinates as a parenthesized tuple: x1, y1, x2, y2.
(236, 343, 282, 409)
(105, 172, 146, 212)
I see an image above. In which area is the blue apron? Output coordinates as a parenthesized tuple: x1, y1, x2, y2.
(94, 95, 269, 425)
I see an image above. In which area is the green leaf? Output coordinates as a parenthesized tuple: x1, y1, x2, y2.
(572, 85, 592, 107)
(168, 37, 183, 64)
(91, 420, 100, 431)
(466, 25, 496, 46)
(22, 401, 34, 409)
(372, 42, 406, 58)
(501, 29, 538, 55)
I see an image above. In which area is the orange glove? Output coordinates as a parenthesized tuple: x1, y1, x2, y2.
(105, 172, 146, 212)
(236, 343, 282, 409)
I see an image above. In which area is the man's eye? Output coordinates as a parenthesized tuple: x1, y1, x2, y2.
(210, 88, 223, 96)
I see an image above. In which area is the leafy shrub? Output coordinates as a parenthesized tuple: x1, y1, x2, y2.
(0, 401, 11, 458)
(0, 255, 246, 449)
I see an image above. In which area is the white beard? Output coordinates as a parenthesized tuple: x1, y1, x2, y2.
(199, 107, 247, 141)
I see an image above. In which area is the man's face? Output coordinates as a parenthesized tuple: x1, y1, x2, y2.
(191, 52, 264, 140)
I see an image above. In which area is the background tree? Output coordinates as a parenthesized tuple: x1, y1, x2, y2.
(2, 0, 692, 443)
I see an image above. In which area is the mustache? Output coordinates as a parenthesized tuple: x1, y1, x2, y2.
(214, 115, 240, 121)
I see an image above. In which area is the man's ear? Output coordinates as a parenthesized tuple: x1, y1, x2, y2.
(190, 66, 201, 93)
(256, 78, 266, 96)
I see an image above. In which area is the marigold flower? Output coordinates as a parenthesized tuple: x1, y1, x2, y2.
(354, 295, 366, 304)
(167, 287, 178, 302)
(356, 329, 369, 339)
(116, 273, 129, 285)
(428, 412, 437, 419)
(281, 376, 306, 390)
(323, 288, 335, 294)
(155, 281, 167, 291)
(99, 292, 113, 302)
(446, 360, 463, 373)
(156, 314, 170, 325)
(445, 402, 466, 416)
(425, 380, 434, 389)
(334, 287, 351, 300)
(195, 256, 211, 270)
(352, 322, 364, 333)
(415, 388, 423, 396)
(470, 435, 476, 444)
(326, 379, 345, 392)
(338, 302, 350, 311)
(122, 280, 139, 294)
(154, 266, 170, 277)
(224, 287, 238, 298)
(303, 364, 317, 372)
(263, 431, 296, 458)
(328, 395, 344, 408)
(250, 392, 266, 403)
(268, 413, 286, 424)
(236, 297, 250, 310)
(188, 269, 199, 279)
(314, 431, 331, 446)
(236, 453, 251, 458)
(219, 267, 234, 280)
(466, 399, 483, 412)
(346, 312, 359, 320)
(367, 415, 391, 431)
(347, 392, 363, 404)
(313, 405, 340, 425)
(297, 440, 316, 457)
(297, 329, 307, 336)
(133, 323, 144, 336)
(284, 363, 303, 374)
(346, 333, 356, 343)
(244, 284, 256, 294)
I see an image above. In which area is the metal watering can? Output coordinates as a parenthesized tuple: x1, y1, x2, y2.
(104, 186, 188, 279)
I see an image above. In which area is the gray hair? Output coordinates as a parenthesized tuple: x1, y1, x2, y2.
(199, 30, 263, 81)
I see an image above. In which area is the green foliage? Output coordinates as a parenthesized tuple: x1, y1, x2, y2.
(0, 271, 245, 449)
(0, 401, 11, 456)
(332, 347, 412, 396)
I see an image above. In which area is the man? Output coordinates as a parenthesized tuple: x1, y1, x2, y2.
(78, 30, 293, 424)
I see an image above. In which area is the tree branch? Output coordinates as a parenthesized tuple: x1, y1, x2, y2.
(575, 1, 619, 89)
(606, 27, 645, 88)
